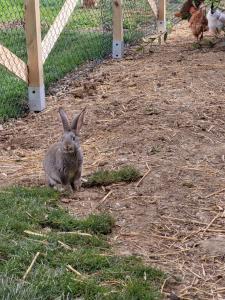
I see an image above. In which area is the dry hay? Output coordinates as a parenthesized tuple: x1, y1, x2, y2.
(1, 22, 225, 299)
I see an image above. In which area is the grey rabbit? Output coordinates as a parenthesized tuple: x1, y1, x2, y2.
(43, 107, 86, 192)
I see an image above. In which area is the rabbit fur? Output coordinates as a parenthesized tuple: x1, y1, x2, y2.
(43, 107, 86, 192)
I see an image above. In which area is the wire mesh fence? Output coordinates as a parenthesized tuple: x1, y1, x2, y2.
(167, 0, 187, 27)
(40, 0, 113, 89)
(0, 0, 180, 122)
(0, 1, 27, 121)
(123, 0, 156, 44)
(40, 0, 156, 88)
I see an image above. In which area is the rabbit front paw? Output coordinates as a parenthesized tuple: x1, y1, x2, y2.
(71, 179, 81, 191)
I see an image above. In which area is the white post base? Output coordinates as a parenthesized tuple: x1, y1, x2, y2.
(157, 20, 166, 34)
(112, 40, 124, 59)
(28, 85, 45, 112)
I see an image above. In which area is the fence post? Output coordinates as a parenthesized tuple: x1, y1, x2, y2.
(25, 0, 45, 112)
(157, 0, 166, 35)
(112, 0, 123, 59)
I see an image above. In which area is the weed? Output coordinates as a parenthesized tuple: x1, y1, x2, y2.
(84, 166, 141, 187)
(147, 146, 161, 156)
(192, 42, 202, 49)
(182, 181, 195, 188)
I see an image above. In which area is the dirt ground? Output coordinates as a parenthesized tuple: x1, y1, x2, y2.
(2, 22, 225, 299)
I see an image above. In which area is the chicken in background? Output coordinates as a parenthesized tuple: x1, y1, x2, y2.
(175, 0, 204, 20)
(80, 0, 97, 8)
(207, 2, 225, 35)
(189, 4, 208, 41)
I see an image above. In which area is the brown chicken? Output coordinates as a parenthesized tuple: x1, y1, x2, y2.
(175, 0, 195, 19)
(83, 0, 97, 8)
(189, 6, 208, 41)
(175, 0, 204, 20)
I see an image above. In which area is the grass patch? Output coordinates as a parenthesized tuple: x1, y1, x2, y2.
(84, 166, 141, 187)
(0, 186, 164, 299)
(41, 209, 114, 234)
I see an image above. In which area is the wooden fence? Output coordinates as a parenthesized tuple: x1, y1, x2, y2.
(0, 0, 166, 112)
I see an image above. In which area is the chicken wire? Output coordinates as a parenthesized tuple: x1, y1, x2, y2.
(40, 0, 113, 88)
(123, 0, 157, 44)
(40, 0, 160, 87)
(167, 0, 190, 26)
(0, 0, 27, 121)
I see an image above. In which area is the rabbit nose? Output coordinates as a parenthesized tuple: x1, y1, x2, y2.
(64, 144, 73, 152)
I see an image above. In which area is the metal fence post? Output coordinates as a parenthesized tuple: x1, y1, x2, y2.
(25, 0, 45, 112)
(157, 0, 166, 34)
(112, 0, 123, 59)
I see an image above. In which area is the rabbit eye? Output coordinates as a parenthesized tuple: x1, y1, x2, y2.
(72, 136, 76, 141)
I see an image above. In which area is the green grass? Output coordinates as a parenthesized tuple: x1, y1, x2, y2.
(44, 31, 112, 88)
(84, 166, 141, 187)
(0, 186, 164, 299)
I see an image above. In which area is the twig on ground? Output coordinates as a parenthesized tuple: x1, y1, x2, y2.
(136, 163, 150, 187)
(58, 240, 72, 250)
(149, 248, 191, 257)
(25, 238, 48, 245)
(202, 264, 206, 277)
(161, 215, 208, 226)
(152, 233, 178, 241)
(161, 276, 170, 294)
(58, 231, 92, 237)
(182, 228, 202, 243)
(192, 287, 214, 297)
(202, 212, 222, 234)
(23, 252, 40, 280)
(67, 264, 84, 277)
(25, 211, 34, 219)
(90, 190, 113, 213)
(205, 188, 225, 199)
(207, 229, 225, 233)
(215, 287, 225, 292)
(24, 230, 46, 237)
(185, 266, 202, 279)
(179, 285, 194, 296)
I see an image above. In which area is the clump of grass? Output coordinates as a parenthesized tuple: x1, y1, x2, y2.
(41, 210, 114, 234)
(192, 42, 202, 49)
(84, 166, 141, 187)
(182, 181, 195, 188)
(0, 186, 164, 299)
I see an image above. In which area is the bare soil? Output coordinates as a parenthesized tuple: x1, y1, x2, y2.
(1, 22, 225, 299)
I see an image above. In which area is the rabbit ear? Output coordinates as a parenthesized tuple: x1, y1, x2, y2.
(71, 107, 86, 135)
(58, 107, 70, 132)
